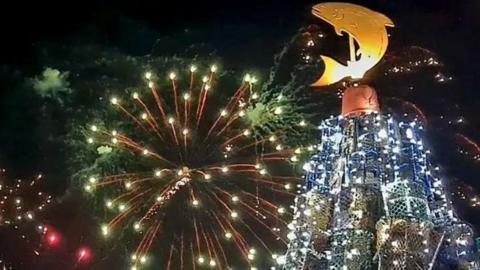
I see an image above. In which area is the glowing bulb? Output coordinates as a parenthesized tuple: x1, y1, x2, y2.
(209, 259, 216, 267)
(225, 232, 232, 239)
(192, 200, 199, 206)
(88, 177, 97, 184)
(84, 184, 92, 192)
(110, 97, 118, 105)
(101, 225, 109, 236)
(183, 93, 190, 100)
(284, 183, 291, 190)
(248, 254, 255, 260)
(112, 130, 118, 136)
(406, 128, 414, 139)
(190, 65, 197, 73)
(274, 107, 282, 115)
(198, 256, 205, 264)
(169, 72, 176, 80)
(277, 207, 285, 214)
(132, 92, 139, 99)
(276, 144, 283, 151)
(112, 137, 118, 144)
(290, 155, 298, 162)
(243, 129, 251, 136)
(220, 109, 228, 117)
(134, 223, 141, 231)
(106, 200, 113, 208)
(249, 248, 256, 254)
(299, 120, 306, 126)
(250, 76, 258, 84)
(210, 65, 217, 73)
(148, 81, 154, 88)
(269, 135, 276, 142)
(378, 129, 388, 139)
(204, 84, 211, 91)
(204, 174, 211, 180)
(239, 110, 245, 117)
(140, 255, 147, 264)
(221, 166, 229, 173)
(118, 204, 126, 212)
(231, 196, 239, 202)
(168, 117, 175, 124)
(145, 72, 152, 80)
(154, 170, 162, 177)
(87, 137, 94, 144)
(230, 211, 238, 219)
(251, 93, 259, 99)
(141, 113, 148, 120)
(90, 125, 98, 132)
(275, 254, 286, 265)
(125, 182, 132, 189)
(182, 129, 189, 136)
(202, 76, 208, 83)
(259, 169, 267, 175)
(244, 74, 251, 82)
(142, 149, 149, 155)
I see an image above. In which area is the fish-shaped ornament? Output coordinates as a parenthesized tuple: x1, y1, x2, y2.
(311, 2, 394, 86)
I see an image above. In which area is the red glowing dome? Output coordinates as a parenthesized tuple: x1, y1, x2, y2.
(341, 85, 380, 116)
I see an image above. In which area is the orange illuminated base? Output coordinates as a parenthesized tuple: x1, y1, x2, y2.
(341, 85, 380, 116)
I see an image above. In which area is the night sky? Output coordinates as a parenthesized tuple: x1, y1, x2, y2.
(1, 0, 480, 269)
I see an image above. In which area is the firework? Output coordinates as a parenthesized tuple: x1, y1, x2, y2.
(456, 134, 480, 162)
(0, 169, 53, 268)
(81, 64, 312, 269)
(0, 169, 51, 227)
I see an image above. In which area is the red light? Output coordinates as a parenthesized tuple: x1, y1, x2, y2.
(76, 246, 92, 264)
(45, 231, 60, 246)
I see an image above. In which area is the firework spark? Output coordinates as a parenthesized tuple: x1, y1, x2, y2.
(82, 64, 310, 269)
(0, 169, 52, 268)
(0, 170, 51, 227)
(455, 134, 480, 162)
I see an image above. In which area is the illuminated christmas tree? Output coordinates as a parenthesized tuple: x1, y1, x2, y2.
(281, 2, 478, 270)
(282, 85, 478, 270)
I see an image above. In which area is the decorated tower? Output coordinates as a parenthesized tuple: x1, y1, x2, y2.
(282, 2, 478, 270)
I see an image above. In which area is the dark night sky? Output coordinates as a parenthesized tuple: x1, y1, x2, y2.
(1, 0, 480, 85)
(1, 0, 479, 66)
(1, 0, 480, 118)
(1, 0, 480, 269)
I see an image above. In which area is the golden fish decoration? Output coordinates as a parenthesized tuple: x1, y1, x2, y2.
(311, 2, 394, 86)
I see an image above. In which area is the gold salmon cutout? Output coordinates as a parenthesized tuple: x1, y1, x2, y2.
(311, 2, 394, 86)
